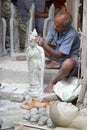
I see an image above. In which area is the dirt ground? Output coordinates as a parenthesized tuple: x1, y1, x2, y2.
(0, 100, 55, 130)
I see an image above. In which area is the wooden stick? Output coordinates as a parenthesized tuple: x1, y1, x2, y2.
(16, 122, 54, 130)
(15, 125, 24, 130)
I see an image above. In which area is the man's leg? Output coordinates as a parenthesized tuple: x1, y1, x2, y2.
(18, 15, 27, 52)
(1, 0, 11, 36)
(44, 58, 76, 93)
(45, 60, 61, 69)
(45, 48, 60, 69)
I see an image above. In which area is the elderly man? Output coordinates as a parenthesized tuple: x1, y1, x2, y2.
(36, 11, 80, 93)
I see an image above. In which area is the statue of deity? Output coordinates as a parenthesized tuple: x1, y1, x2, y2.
(26, 29, 45, 97)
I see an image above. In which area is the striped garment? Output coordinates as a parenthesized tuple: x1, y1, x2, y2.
(17, 0, 45, 23)
(17, 0, 46, 35)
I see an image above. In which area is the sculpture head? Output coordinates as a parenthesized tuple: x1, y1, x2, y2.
(28, 29, 38, 47)
(31, 29, 38, 38)
(50, 102, 79, 127)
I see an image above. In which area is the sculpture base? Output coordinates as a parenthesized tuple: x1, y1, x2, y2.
(28, 86, 43, 97)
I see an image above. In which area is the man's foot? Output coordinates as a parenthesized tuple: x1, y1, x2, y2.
(45, 57, 51, 64)
(45, 60, 60, 69)
(44, 82, 54, 93)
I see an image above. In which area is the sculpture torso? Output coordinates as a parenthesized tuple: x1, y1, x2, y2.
(27, 44, 42, 86)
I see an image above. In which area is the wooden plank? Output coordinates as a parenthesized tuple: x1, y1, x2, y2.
(77, 0, 87, 107)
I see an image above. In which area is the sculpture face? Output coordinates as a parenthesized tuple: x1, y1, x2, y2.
(57, 102, 78, 120)
(30, 39, 36, 48)
(28, 28, 38, 47)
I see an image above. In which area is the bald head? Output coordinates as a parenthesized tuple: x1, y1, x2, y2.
(54, 11, 72, 30)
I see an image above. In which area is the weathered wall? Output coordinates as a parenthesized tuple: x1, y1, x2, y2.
(81, 0, 87, 78)
(66, 0, 80, 30)
(0, 0, 2, 55)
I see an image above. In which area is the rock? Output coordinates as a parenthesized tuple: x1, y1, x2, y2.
(23, 111, 31, 120)
(30, 108, 38, 115)
(30, 114, 39, 124)
(39, 107, 46, 116)
(0, 119, 3, 128)
(47, 118, 56, 128)
(1, 121, 14, 130)
(10, 94, 25, 102)
(38, 116, 48, 126)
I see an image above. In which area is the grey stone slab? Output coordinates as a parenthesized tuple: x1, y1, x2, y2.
(0, 83, 28, 102)
(0, 70, 29, 84)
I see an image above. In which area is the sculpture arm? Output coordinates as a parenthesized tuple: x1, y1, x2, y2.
(27, 51, 35, 60)
(26, 48, 34, 60)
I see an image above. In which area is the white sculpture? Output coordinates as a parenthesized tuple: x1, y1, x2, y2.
(26, 29, 45, 97)
(25, 3, 35, 48)
(2, 18, 7, 55)
(43, 4, 55, 38)
(10, 3, 19, 54)
(50, 101, 87, 130)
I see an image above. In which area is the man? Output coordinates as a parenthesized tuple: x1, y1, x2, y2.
(36, 11, 80, 93)
(1, 0, 11, 36)
(1, 0, 11, 48)
(11, 0, 48, 51)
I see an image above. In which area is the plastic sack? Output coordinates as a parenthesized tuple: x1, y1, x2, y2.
(53, 77, 81, 102)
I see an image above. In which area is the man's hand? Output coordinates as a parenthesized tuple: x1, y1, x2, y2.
(44, 81, 54, 93)
(35, 36, 44, 46)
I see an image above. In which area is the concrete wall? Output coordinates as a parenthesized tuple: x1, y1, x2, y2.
(0, 0, 2, 55)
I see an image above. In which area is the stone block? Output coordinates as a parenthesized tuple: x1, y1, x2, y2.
(0, 83, 28, 102)
(11, 52, 26, 61)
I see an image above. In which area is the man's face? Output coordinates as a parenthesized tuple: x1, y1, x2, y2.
(54, 16, 65, 33)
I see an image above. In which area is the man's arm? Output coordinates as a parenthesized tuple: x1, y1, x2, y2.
(42, 39, 64, 58)
(36, 36, 64, 59)
(35, 12, 48, 18)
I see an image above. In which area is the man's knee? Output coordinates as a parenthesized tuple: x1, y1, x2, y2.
(62, 58, 75, 70)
